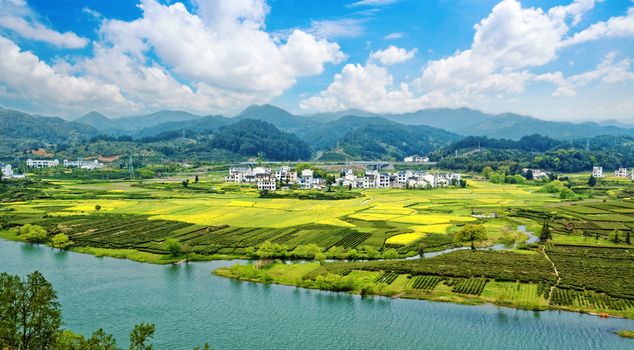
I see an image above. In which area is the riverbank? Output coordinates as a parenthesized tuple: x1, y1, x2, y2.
(214, 248, 634, 320)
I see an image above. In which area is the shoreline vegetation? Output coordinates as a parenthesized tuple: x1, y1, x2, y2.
(214, 246, 634, 320)
(1, 173, 633, 322)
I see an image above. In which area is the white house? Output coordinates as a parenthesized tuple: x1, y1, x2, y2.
(615, 168, 628, 177)
(1, 164, 13, 178)
(592, 166, 603, 178)
(275, 166, 297, 183)
(63, 159, 103, 170)
(26, 159, 59, 168)
(631, 168, 634, 181)
(256, 179, 276, 191)
(301, 169, 314, 178)
(404, 155, 429, 163)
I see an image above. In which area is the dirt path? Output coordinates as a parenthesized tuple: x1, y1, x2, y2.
(541, 245, 561, 304)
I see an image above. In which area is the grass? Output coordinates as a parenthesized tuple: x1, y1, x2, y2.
(617, 330, 634, 339)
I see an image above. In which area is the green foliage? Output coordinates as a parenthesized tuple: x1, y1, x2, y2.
(542, 180, 566, 193)
(164, 238, 182, 257)
(51, 233, 73, 250)
(381, 248, 399, 259)
(453, 224, 487, 250)
(0, 271, 62, 350)
(539, 220, 551, 242)
(559, 188, 578, 200)
(588, 175, 597, 187)
(129, 322, 155, 350)
(16, 224, 48, 243)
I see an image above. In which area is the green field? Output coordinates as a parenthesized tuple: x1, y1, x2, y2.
(0, 177, 567, 261)
(2, 171, 634, 317)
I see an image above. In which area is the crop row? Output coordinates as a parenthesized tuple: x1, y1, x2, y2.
(375, 272, 399, 285)
(551, 288, 634, 311)
(449, 278, 488, 295)
(408, 275, 442, 291)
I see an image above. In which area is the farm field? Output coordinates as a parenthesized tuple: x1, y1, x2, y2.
(216, 246, 634, 318)
(0, 177, 568, 262)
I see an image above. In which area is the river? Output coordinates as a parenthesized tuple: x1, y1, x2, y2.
(1, 239, 632, 349)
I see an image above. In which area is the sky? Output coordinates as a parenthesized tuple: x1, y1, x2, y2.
(0, 0, 633, 122)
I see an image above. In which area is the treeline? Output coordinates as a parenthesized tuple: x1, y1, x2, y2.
(434, 135, 634, 173)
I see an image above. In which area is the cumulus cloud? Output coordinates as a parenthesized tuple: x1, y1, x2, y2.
(562, 7, 634, 46)
(0, 0, 88, 48)
(300, 63, 432, 113)
(0, 0, 344, 116)
(0, 36, 130, 114)
(301, 0, 634, 117)
(369, 45, 416, 65)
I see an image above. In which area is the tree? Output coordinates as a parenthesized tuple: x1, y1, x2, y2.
(163, 239, 181, 258)
(539, 220, 552, 242)
(525, 169, 534, 180)
(129, 322, 155, 350)
(51, 233, 73, 250)
(587, 175, 597, 187)
(459, 179, 467, 188)
(559, 187, 577, 200)
(95, 204, 102, 212)
(182, 180, 189, 188)
(82, 329, 120, 350)
(609, 230, 621, 243)
(626, 231, 631, 245)
(454, 224, 487, 250)
(194, 175, 199, 183)
(381, 248, 399, 259)
(17, 224, 48, 244)
(0, 271, 62, 350)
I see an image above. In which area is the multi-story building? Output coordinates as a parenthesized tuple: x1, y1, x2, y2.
(275, 166, 297, 183)
(592, 166, 603, 178)
(63, 159, 104, 170)
(615, 168, 628, 177)
(1, 164, 13, 179)
(26, 159, 59, 168)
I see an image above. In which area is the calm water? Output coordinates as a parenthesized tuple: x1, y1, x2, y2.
(1, 239, 633, 350)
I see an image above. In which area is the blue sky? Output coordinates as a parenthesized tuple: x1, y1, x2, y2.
(0, 0, 633, 122)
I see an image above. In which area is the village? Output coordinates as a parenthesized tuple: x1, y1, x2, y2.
(224, 166, 464, 191)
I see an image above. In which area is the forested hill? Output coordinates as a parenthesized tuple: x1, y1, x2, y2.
(0, 108, 98, 146)
(432, 135, 634, 173)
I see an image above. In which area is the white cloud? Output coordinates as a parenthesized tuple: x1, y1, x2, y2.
(307, 18, 365, 39)
(302, 0, 634, 119)
(369, 45, 416, 65)
(348, 0, 399, 7)
(562, 7, 634, 46)
(384, 32, 403, 40)
(300, 63, 433, 113)
(537, 52, 634, 97)
(0, 16, 88, 48)
(0, 35, 130, 114)
(0, 0, 345, 116)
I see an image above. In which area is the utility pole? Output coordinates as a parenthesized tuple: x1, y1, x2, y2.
(128, 156, 134, 179)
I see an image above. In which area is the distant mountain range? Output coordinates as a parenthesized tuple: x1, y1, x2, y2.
(1, 104, 633, 161)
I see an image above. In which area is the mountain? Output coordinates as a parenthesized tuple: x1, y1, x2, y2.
(383, 108, 493, 130)
(234, 104, 321, 134)
(599, 119, 634, 129)
(210, 119, 311, 161)
(75, 110, 203, 134)
(306, 116, 460, 160)
(1, 108, 99, 150)
(307, 109, 378, 121)
(457, 113, 634, 140)
(136, 115, 229, 138)
(76, 111, 125, 133)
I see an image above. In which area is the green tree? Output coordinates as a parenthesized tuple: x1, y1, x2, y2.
(82, 329, 120, 350)
(626, 231, 631, 245)
(129, 322, 155, 350)
(587, 175, 597, 187)
(163, 239, 182, 258)
(539, 220, 552, 242)
(525, 169, 534, 180)
(16, 224, 48, 244)
(381, 248, 399, 259)
(194, 175, 199, 183)
(454, 224, 487, 250)
(0, 271, 62, 350)
(608, 230, 621, 243)
(51, 233, 73, 250)
(559, 187, 577, 200)
(95, 204, 102, 212)
(193, 344, 212, 350)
